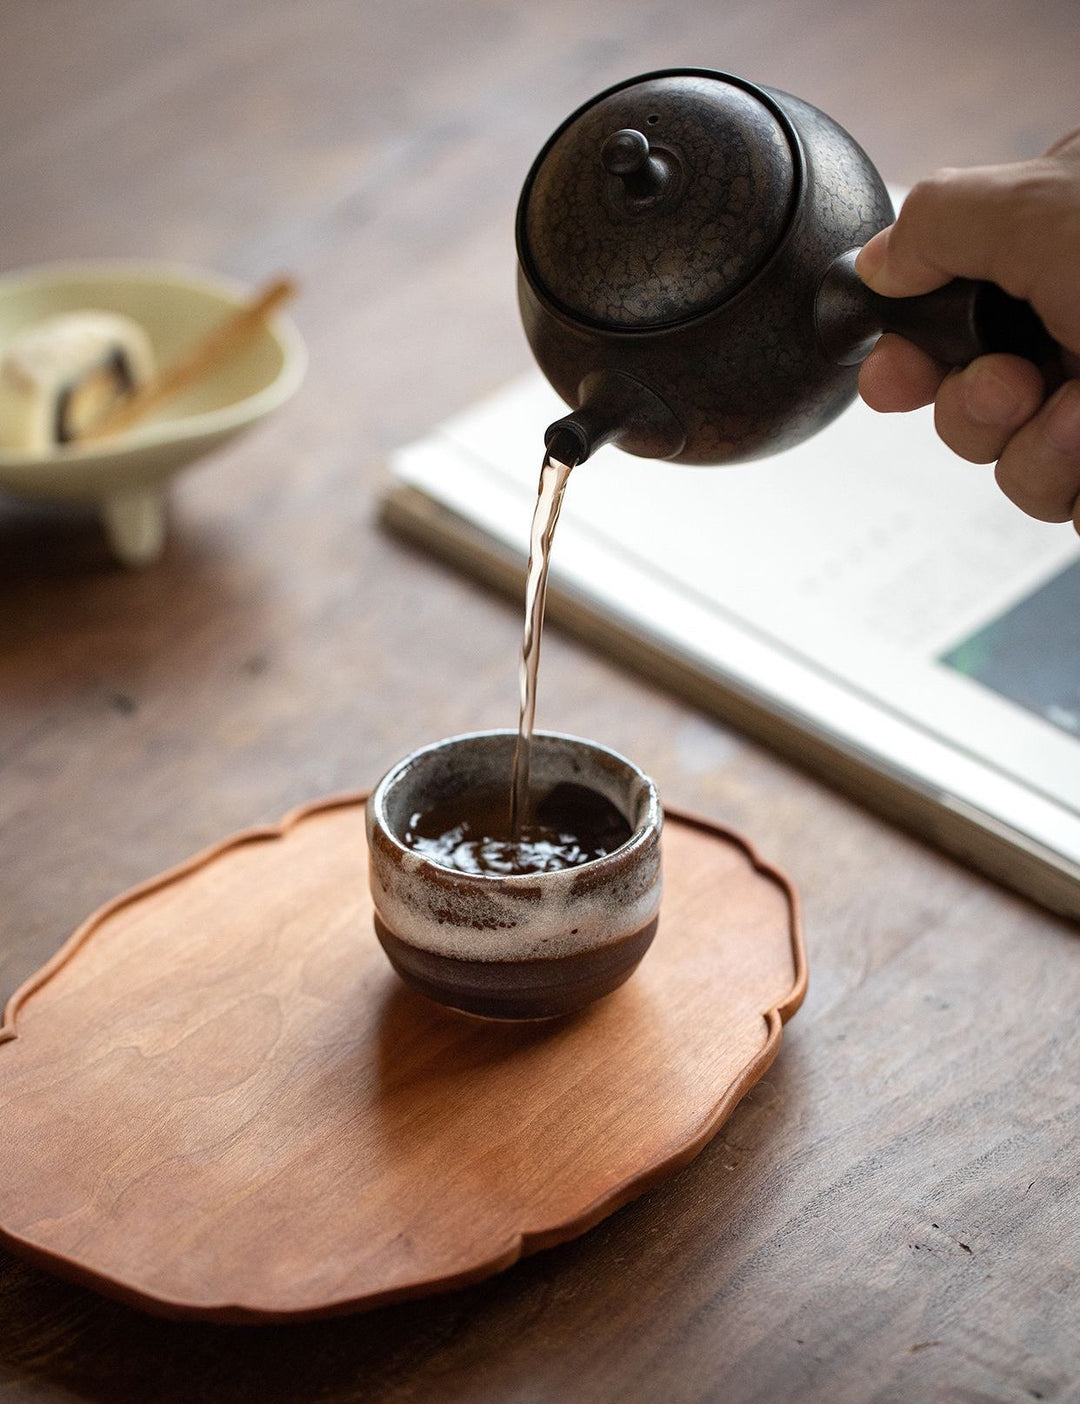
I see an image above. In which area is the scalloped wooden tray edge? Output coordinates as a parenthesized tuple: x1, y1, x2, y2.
(0, 792, 807, 1323)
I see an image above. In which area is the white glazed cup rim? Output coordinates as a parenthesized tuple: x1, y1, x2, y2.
(367, 729, 661, 887)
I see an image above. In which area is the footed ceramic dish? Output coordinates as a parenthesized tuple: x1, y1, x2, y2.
(0, 261, 305, 565)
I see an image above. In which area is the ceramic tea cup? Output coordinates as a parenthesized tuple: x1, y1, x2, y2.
(366, 730, 662, 1020)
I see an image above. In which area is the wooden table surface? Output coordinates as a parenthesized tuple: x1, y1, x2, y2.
(1, 2, 1078, 1400)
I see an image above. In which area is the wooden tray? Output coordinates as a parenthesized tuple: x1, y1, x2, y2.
(0, 793, 805, 1323)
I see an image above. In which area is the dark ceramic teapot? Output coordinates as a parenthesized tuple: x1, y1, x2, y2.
(516, 68, 1054, 466)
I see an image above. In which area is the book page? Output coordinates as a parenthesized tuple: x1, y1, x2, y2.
(391, 371, 1080, 840)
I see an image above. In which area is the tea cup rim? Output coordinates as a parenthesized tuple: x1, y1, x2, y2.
(368, 728, 661, 885)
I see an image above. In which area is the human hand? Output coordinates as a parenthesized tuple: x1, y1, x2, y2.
(856, 132, 1080, 529)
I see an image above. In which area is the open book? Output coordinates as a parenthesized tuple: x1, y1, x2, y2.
(384, 371, 1080, 921)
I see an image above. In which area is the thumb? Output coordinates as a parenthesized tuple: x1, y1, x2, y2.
(854, 160, 1057, 302)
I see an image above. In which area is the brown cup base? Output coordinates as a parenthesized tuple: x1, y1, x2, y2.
(373, 914, 659, 1021)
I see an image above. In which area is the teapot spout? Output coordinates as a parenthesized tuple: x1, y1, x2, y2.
(544, 371, 685, 467)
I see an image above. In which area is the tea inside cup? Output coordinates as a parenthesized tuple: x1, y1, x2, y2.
(366, 730, 663, 1020)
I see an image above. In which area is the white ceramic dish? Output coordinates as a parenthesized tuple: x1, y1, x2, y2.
(0, 261, 306, 565)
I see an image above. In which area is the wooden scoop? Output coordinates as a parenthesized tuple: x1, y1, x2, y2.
(80, 276, 297, 441)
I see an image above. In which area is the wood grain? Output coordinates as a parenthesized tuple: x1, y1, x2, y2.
(0, 798, 802, 1322)
(0, 0, 1078, 1398)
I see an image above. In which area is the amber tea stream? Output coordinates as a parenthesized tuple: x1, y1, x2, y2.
(401, 448, 636, 876)
(509, 450, 573, 835)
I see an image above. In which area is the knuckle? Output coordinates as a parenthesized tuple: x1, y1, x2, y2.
(897, 174, 949, 226)
(1044, 127, 1080, 162)
(993, 457, 1039, 516)
(1023, 204, 1080, 339)
(934, 374, 1008, 464)
(994, 449, 1077, 522)
(933, 416, 988, 466)
(1001, 157, 1071, 225)
(915, 167, 959, 197)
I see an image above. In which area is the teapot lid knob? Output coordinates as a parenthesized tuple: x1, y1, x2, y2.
(600, 129, 673, 202)
(600, 128, 649, 175)
(518, 70, 799, 331)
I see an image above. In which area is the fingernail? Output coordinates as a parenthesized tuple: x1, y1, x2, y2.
(964, 365, 1023, 425)
(855, 228, 891, 285)
(1045, 382, 1080, 453)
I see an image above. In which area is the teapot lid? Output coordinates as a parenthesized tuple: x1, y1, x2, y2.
(518, 70, 800, 331)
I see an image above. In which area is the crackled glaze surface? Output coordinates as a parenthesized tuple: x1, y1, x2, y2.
(518, 69, 894, 463)
(522, 75, 796, 329)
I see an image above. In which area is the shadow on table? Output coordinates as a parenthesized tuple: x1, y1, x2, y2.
(0, 498, 116, 580)
(0, 495, 270, 692)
